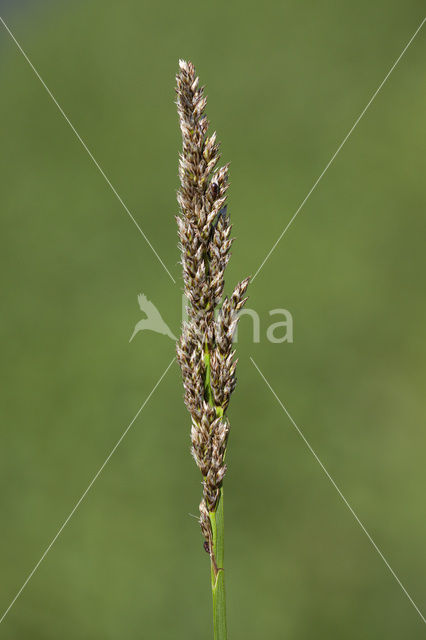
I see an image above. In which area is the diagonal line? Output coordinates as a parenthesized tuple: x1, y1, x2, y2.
(0, 356, 176, 626)
(252, 16, 426, 282)
(0, 16, 176, 285)
(250, 356, 426, 625)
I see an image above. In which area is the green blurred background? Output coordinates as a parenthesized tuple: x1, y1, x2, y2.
(0, 1, 425, 637)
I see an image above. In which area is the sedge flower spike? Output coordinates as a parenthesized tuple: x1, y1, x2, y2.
(175, 59, 249, 635)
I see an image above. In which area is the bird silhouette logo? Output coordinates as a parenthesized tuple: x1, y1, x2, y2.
(129, 293, 177, 343)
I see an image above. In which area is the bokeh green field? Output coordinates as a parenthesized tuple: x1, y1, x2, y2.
(0, 1, 425, 637)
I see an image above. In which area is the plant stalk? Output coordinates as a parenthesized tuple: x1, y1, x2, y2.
(210, 488, 227, 640)
(205, 347, 227, 639)
(175, 60, 249, 640)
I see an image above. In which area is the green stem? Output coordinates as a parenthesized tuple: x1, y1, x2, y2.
(210, 488, 227, 640)
(204, 345, 227, 639)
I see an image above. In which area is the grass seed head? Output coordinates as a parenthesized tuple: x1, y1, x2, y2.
(176, 59, 250, 551)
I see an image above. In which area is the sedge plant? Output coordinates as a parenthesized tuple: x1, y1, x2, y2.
(175, 59, 250, 640)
